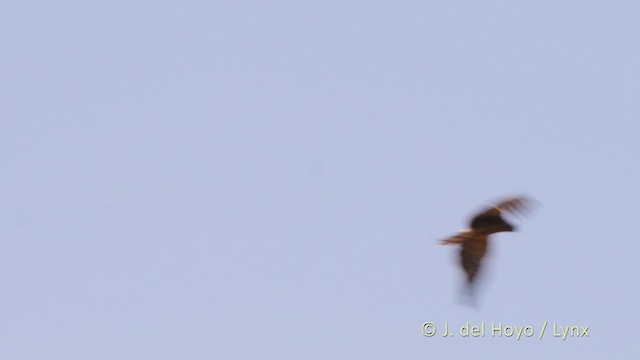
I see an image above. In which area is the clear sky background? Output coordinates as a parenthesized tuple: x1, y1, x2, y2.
(1, 1, 639, 358)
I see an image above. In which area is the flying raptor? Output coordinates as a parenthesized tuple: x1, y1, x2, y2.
(440, 196, 535, 298)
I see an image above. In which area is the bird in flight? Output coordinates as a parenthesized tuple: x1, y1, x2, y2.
(440, 196, 535, 300)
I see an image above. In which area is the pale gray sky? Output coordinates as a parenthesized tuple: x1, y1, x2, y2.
(1, 1, 639, 358)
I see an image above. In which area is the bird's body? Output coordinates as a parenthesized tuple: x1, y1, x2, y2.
(440, 196, 534, 297)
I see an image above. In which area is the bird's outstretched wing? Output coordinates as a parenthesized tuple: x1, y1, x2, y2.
(469, 196, 533, 235)
(459, 234, 488, 287)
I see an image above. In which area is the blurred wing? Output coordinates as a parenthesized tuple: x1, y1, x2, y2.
(492, 196, 533, 216)
(469, 196, 533, 233)
(460, 235, 489, 286)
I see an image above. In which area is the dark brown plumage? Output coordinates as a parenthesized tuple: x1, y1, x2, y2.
(440, 196, 534, 295)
